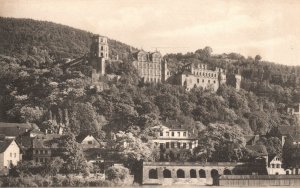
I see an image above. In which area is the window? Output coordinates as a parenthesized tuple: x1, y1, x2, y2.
(190, 169, 197, 178)
(183, 143, 186, 149)
(163, 169, 172, 178)
(202, 79, 204, 83)
(166, 142, 169, 148)
(183, 132, 187, 137)
(197, 79, 199, 83)
(208, 80, 210, 83)
(177, 169, 185, 178)
(149, 169, 158, 179)
(172, 132, 174, 136)
(88, 141, 93, 144)
(166, 132, 169, 136)
(277, 164, 280, 168)
(177, 142, 181, 148)
(199, 169, 206, 178)
(160, 143, 164, 150)
(189, 143, 192, 148)
(177, 132, 180, 136)
(213, 80, 216, 83)
(272, 164, 275, 168)
(171, 142, 175, 148)
(160, 132, 163, 136)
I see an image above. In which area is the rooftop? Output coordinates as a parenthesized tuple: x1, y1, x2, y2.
(0, 122, 33, 137)
(0, 139, 14, 153)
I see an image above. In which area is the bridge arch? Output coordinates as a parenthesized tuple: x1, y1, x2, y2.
(190, 169, 197, 178)
(224, 169, 232, 175)
(149, 169, 158, 179)
(199, 169, 206, 178)
(163, 169, 172, 178)
(177, 169, 185, 178)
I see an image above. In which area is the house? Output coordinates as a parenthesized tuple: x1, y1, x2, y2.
(0, 138, 21, 169)
(32, 134, 61, 163)
(0, 122, 33, 139)
(152, 123, 198, 150)
(267, 155, 286, 175)
(76, 134, 102, 149)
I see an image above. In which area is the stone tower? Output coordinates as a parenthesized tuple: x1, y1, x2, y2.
(161, 59, 169, 83)
(235, 74, 242, 91)
(217, 68, 226, 85)
(89, 35, 108, 83)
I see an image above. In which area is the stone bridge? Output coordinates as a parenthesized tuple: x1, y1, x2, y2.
(142, 161, 264, 185)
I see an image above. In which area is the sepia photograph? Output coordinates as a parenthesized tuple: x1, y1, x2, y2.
(0, 0, 299, 187)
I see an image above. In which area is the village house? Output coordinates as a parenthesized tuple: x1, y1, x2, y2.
(31, 134, 61, 163)
(267, 155, 286, 175)
(0, 138, 21, 169)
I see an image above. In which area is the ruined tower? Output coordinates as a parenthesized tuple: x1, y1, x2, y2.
(89, 35, 108, 83)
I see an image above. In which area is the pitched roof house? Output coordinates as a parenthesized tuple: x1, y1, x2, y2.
(0, 138, 21, 170)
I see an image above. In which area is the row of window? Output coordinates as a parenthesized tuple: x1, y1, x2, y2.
(193, 71, 217, 78)
(135, 62, 161, 68)
(160, 131, 187, 137)
(137, 57, 161, 63)
(270, 164, 281, 168)
(143, 77, 161, 83)
(9, 153, 17, 158)
(35, 157, 50, 163)
(139, 69, 161, 76)
(195, 79, 216, 84)
(100, 46, 108, 51)
(159, 142, 193, 149)
(33, 149, 50, 155)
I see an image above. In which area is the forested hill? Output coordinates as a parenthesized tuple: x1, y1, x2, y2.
(0, 17, 300, 163)
(0, 17, 133, 61)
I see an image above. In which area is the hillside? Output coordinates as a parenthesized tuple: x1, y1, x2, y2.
(0, 17, 299, 166)
(0, 17, 133, 61)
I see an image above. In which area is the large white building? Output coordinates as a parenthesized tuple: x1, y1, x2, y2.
(152, 125, 198, 150)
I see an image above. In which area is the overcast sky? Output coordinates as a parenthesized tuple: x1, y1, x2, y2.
(1, 0, 300, 66)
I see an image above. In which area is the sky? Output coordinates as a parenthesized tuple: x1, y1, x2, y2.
(0, 0, 300, 66)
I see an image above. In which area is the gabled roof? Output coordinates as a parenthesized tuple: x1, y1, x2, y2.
(76, 133, 100, 143)
(0, 122, 32, 137)
(32, 134, 61, 149)
(0, 139, 14, 153)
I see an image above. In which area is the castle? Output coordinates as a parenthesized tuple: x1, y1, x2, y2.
(175, 62, 241, 91)
(132, 50, 170, 83)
